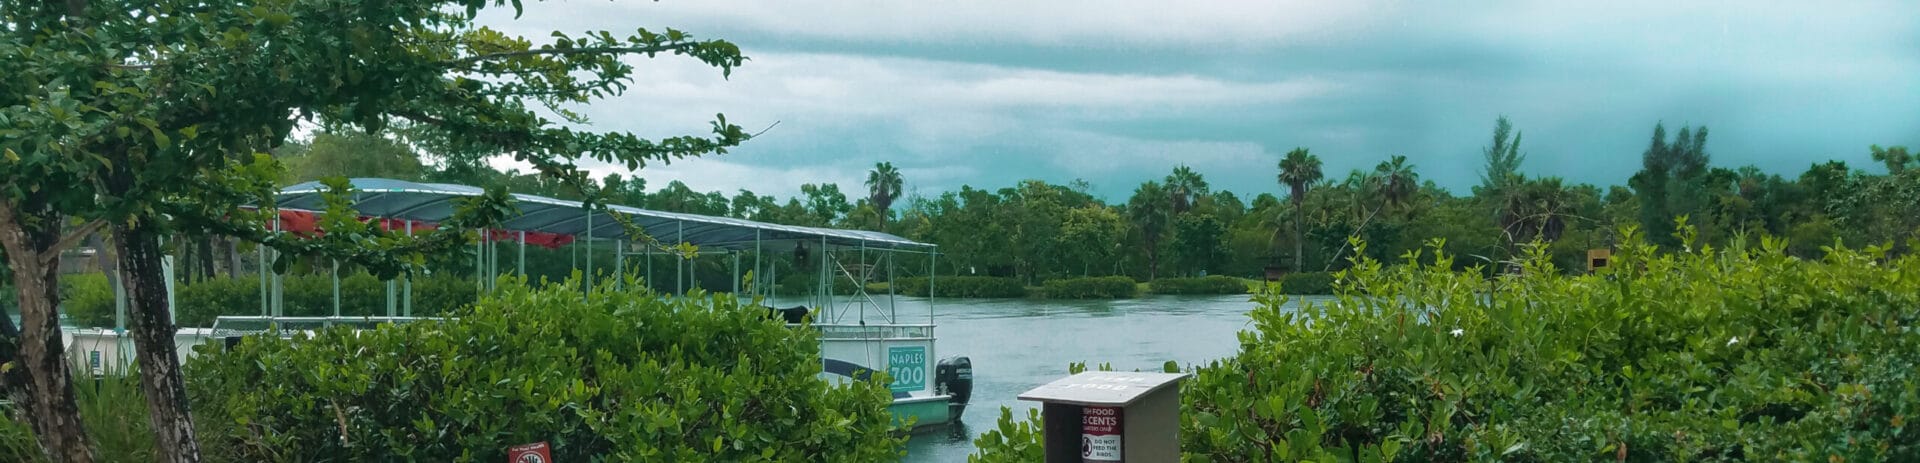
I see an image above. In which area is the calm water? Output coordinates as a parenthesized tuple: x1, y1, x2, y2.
(771, 293, 1305, 462)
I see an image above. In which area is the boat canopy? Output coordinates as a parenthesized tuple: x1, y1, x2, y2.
(273, 178, 931, 251)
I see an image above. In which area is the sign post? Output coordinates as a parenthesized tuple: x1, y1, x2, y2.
(1018, 371, 1187, 463)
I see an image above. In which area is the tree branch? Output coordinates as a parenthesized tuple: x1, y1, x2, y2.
(38, 220, 107, 266)
(449, 42, 702, 67)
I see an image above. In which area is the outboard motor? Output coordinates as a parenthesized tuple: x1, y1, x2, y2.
(935, 356, 973, 419)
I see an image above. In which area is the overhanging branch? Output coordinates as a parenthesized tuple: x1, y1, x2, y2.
(38, 220, 107, 266)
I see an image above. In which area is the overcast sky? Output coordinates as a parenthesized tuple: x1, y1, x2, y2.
(478, 1, 1919, 201)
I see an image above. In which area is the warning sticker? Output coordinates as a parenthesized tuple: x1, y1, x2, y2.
(1081, 406, 1121, 461)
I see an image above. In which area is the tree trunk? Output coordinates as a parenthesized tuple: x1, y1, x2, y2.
(1144, 238, 1159, 280)
(110, 223, 203, 463)
(0, 204, 97, 463)
(1293, 200, 1306, 272)
(196, 236, 215, 281)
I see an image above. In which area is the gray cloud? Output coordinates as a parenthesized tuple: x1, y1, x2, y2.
(481, 1, 1920, 200)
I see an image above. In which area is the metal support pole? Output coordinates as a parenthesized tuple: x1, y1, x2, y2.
(475, 232, 485, 297)
(676, 221, 685, 295)
(272, 217, 283, 317)
(929, 251, 937, 325)
(645, 245, 653, 292)
(518, 230, 527, 277)
(731, 252, 741, 294)
(858, 242, 866, 325)
(385, 279, 396, 318)
(819, 236, 828, 312)
(331, 260, 340, 317)
(585, 210, 593, 296)
(888, 251, 896, 322)
(753, 230, 762, 299)
(258, 236, 267, 316)
(403, 221, 413, 316)
(113, 264, 126, 334)
(163, 253, 176, 326)
(615, 239, 625, 291)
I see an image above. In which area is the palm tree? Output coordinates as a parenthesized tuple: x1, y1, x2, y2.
(1500, 177, 1571, 244)
(865, 162, 903, 231)
(1164, 166, 1209, 214)
(1369, 155, 1419, 213)
(1276, 148, 1322, 271)
(1127, 181, 1170, 279)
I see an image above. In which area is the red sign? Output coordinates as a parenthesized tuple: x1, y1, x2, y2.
(1081, 406, 1122, 461)
(507, 442, 551, 463)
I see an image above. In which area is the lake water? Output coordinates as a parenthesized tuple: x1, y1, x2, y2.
(774, 293, 1300, 462)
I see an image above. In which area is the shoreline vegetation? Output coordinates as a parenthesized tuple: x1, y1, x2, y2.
(973, 231, 1920, 461)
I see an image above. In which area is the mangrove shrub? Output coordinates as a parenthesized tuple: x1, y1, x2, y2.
(1147, 275, 1248, 295)
(1039, 276, 1138, 299)
(185, 277, 904, 462)
(974, 229, 1920, 461)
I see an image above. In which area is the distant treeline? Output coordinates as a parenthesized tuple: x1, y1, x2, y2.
(260, 117, 1916, 287)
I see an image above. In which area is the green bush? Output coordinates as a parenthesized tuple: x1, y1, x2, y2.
(891, 276, 1026, 298)
(1037, 276, 1137, 299)
(185, 277, 904, 461)
(1277, 271, 1335, 295)
(2, 364, 158, 462)
(1146, 275, 1247, 295)
(975, 232, 1920, 461)
(60, 273, 116, 328)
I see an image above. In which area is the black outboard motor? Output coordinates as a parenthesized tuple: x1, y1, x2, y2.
(935, 356, 973, 419)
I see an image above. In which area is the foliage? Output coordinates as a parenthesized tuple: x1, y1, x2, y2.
(58, 274, 117, 328)
(1181, 231, 1920, 461)
(970, 230, 1920, 461)
(1277, 271, 1336, 295)
(185, 277, 904, 462)
(2, 364, 159, 462)
(965, 408, 1045, 463)
(1147, 275, 1248, 295)
(3, 0, 756, 458)
(1037, 276, 1137, 299)
(891, 276, 1026, 299)
(63, 274, 478, 328)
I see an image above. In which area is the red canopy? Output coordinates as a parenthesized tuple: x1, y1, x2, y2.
(265, 210, 574, 249)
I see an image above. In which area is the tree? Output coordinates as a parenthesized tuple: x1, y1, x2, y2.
(1476, 116, 1525, 198)
(1872, 144, 1913, 174)
(1169, 213, 1227, 276)
(1370, 155, 1420, 213)
(1277, 148, 1323, 272)
(1500, 177, 1574, 244)
(866, 162, 904, 232)
(277, 132, 425, 185)
(1631, 123, 1712, 248)
(1126, 182, 1171, 279)
(1165, 166, 1210, 215)
(0, 1, 749, 460)
(1058, 206, 1127, 276)
(800, 183, 852, 227)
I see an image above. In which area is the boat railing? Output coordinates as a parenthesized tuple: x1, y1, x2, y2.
(810, 323, 934, 341)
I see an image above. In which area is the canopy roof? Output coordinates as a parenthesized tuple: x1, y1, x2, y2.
(273, 178, 931, 251)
